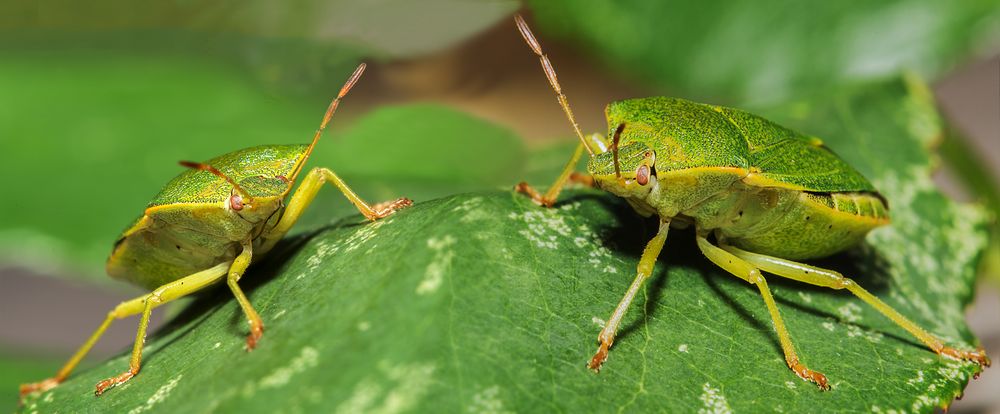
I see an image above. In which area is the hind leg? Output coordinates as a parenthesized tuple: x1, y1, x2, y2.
(721, 244, 990, 367)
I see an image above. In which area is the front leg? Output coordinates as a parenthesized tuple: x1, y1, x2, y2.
(515, 143, 588, 207)
(259, 167, 412, 252)
(589, 219, 670, 371)
(228, 240, 264, 350)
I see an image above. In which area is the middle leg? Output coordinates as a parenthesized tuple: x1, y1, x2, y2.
(515, 143, 587, 207)
(257, 167, 411, 254)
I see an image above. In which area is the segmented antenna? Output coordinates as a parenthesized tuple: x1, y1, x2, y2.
(514, 15, 594, 156)
(306, 63, 366, 157)
(179, 161, 252, 201)
(288, 63, 367, 181)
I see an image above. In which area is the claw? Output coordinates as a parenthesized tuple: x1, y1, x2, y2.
(20, 378, 60, 399)
(790, 361, 830, 391)
(370, 197, 413, 219)
(95, 369, 136, 396)
(514, 182, 555, 207)
(587, 341, 611, 372)
(246, 323, 265, 351)
(940, 346, 991, 368)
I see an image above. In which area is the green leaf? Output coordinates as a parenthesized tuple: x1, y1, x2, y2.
(0, 53, 526, 284)
(525, 0, 1000, 105)
(21, 76, 988, 413)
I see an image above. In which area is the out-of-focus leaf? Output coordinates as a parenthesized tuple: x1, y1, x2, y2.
(2, 0, 517, 96)
(525, 1, 1000, 105)
(2, 0, 517, 58)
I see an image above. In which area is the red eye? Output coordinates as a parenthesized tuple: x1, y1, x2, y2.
(636, 165, 650, 186)
(230, 194, 244, 211)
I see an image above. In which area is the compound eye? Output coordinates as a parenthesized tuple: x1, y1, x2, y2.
(636, 164, 650, 186)
(229, 194, 244, 211)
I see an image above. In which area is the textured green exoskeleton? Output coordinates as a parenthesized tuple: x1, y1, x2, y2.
(20, 64, 412, 397)
(512, 15, 989, 390)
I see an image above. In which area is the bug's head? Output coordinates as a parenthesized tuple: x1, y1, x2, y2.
(232, 175, 290, 218)
(179, 161, 287, 222)
(587, 124, 657, 199)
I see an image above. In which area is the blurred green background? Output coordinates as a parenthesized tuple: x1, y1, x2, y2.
(1, 0, 998, 411)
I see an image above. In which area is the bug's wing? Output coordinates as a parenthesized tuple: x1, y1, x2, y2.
(606, 97, 877, 194)
(716, 106, 877, 193)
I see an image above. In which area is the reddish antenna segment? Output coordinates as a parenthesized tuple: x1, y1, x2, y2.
(292, 63, 367, 181)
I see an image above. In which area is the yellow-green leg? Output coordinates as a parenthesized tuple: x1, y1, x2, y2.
(516, 134, 606, 208)
(19, 262, 231, 398)
(516, 143, 587, 207)
(258, 167, 411, 253)
(589, 219, 670, 371)
(720, 244, 991, 368)
(696, 234, 830, 390)
(228, 240, 264, 350)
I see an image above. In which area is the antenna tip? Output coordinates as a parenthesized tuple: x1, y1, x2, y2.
(353, 62, 366, 77)
(514, 14, 542, 55)
(339, 63, 367, 98)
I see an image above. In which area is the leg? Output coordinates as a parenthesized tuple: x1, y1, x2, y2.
(589, 219, 670, 371)
(262, 167, 410, 249)
(228, 240, 265, 350)
(696, 234, 829, 390)
(19, 262, 230, 398)
(516, 143, 587, 207)
(721, 244, 991, 367)
(94, 262, 232, 395)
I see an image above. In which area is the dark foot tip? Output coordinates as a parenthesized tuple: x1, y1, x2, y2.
(588, 343, 610, 372)
(792, 363, 829, 391)
(246, 325, 265, 351)
(19, 378, 60, 399)
(941, 346, 991, 368)
(371, 197, 413, 219)
(95, 371, 136, 396)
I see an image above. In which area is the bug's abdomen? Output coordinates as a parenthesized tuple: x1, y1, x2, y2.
(715, 190, 889, 260)
(107, 215, 242, 290)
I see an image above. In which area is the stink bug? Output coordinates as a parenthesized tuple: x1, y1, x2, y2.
(511, 15, 989, 389)
(19, 63, 412, 397)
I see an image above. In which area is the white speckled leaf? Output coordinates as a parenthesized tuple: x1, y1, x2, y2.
(20, 77, 988, 413)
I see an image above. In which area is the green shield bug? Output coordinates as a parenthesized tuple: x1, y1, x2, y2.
(19, 63, 412, 397)
(512, 15, 989, 390)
